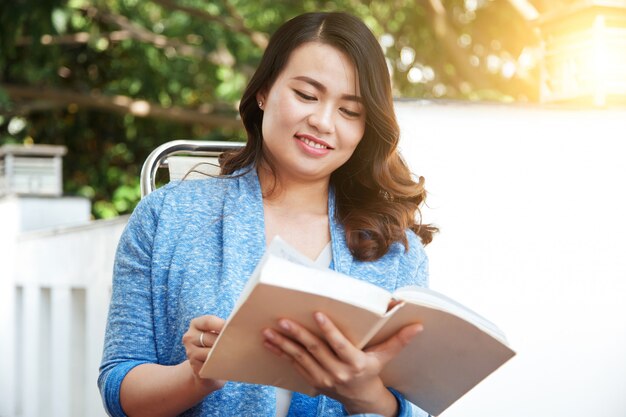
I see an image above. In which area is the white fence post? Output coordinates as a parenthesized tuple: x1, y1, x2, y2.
(86, 284, 111, 416)
(50, 286, 72, 416)
(0, 197, 18, 417)
(21, 284, 41, 417)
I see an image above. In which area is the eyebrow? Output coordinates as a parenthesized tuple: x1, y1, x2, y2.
(292, 76, 363, 103)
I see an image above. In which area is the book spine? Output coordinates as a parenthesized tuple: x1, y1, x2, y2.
(357, 314, 394, 349)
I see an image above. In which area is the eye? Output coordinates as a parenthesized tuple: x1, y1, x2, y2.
(294, 89, 316, 101)
(340, 107, 361, 118)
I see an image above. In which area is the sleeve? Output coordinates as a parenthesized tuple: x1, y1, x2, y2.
(338, 388, 429, 417)
(388, 387, 430, 417)
(97, 191, 165, 417)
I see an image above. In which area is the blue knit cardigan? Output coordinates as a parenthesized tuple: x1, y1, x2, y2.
(98, 168, 429, 417)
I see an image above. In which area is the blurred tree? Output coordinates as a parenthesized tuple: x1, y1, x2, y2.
(0, 0, 546, 218)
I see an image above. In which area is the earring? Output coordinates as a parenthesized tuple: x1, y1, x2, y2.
(258, 101, 263, 108)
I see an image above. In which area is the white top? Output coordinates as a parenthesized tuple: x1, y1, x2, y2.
(275, 242, 332, 417)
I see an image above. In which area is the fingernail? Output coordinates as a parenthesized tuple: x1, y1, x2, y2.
(405, 324, 423, 338)
(411, 324, 424, 336)
(279, 320, 291, 331)
(314, 312, 325, 324)
(263, 329, 275, 340)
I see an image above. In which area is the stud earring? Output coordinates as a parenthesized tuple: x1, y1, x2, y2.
(258, 101, 263, 108)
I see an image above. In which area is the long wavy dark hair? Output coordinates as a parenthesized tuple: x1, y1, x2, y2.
(221, 12, 437, 261)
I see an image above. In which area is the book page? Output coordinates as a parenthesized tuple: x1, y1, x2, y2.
(259, 256, 392, 316)
(370, 299, 516, 416)
(392, 285, 509, 343)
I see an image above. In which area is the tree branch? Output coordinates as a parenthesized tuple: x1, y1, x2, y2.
(2, 84, 241, 130)
(150, 0, 268, 48)
(81, 6, 235, 66)
(222, 0, 268, 48)
(0, 101, 64, 118)
(16, 30, 131, 46)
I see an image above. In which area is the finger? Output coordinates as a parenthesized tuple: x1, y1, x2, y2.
(189, 357, 209, 374)
(274, 318, 345, 370)
(263, 340, 284, 356)
(312, 313, 361, 364)
(292, 359, 335, 391)
(189, 346, 211, 364)
(198, 331, 219, 348)
(263, 328, 329, 376)
(263, 329, 333, 388)
(366, 323, 423, 365)
(182, 327, 218, 348)
(191, 315, 226, 333)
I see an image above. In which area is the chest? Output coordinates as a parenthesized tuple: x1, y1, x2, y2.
(263, 207, 331, 261)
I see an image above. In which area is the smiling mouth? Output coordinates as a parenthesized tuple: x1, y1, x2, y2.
(295, 134, 333, 150)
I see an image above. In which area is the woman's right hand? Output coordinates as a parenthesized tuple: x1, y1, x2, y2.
(182, 315, 227, 389)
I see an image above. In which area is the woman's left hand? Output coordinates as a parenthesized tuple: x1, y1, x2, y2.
(261, 312, 423, 417)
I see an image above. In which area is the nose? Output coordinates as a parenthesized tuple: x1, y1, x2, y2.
(307, 104, 335, 135)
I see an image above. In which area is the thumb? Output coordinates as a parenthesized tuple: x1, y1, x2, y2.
(366, 323, 423, 365)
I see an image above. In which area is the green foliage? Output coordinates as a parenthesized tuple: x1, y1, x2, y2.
(0, 0, 544, 219)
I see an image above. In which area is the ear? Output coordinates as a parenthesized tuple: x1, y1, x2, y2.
(256, 90, 267, 107)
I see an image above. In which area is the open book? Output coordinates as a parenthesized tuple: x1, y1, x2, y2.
(199, 237, 515, 416)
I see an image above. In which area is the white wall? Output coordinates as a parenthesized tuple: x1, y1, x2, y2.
(396, 101, 626, 417)
(16, 196, 91, 232)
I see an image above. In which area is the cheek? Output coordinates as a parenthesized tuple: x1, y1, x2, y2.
(343, 122, 366, 151)
(262, 102, 291, 139)
(265, 98, 302, 136)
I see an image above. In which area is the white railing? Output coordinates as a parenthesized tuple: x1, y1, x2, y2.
(0, 214, 127, 417)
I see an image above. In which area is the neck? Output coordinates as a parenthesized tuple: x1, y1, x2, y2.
(257, 165, 329, 214)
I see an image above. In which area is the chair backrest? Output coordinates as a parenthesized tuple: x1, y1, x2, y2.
(140, 140, 245, 198)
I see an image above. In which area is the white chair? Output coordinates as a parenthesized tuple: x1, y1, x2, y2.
(140, 140, 245, 198)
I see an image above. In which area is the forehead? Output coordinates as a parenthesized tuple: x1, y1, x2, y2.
(279, 42, 360, 95)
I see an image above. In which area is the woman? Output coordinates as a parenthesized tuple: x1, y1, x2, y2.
(99, 11, 435, 417)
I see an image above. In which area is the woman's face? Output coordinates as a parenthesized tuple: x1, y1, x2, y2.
(257, 42, 366, 184)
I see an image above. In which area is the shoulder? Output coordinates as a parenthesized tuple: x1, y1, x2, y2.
(378, 229, 428, 289)
(397, 228, 429, 287)
(149, 167, 258, 209)
(121, 178, 232, 243)
(384, 229, 427, 270)
(156, 176, 230, 206)
(404, 229, 427, 265)
(137, 176, 235, 218)
(129, 169, 262, 236)
(345, 229, 429, 290)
